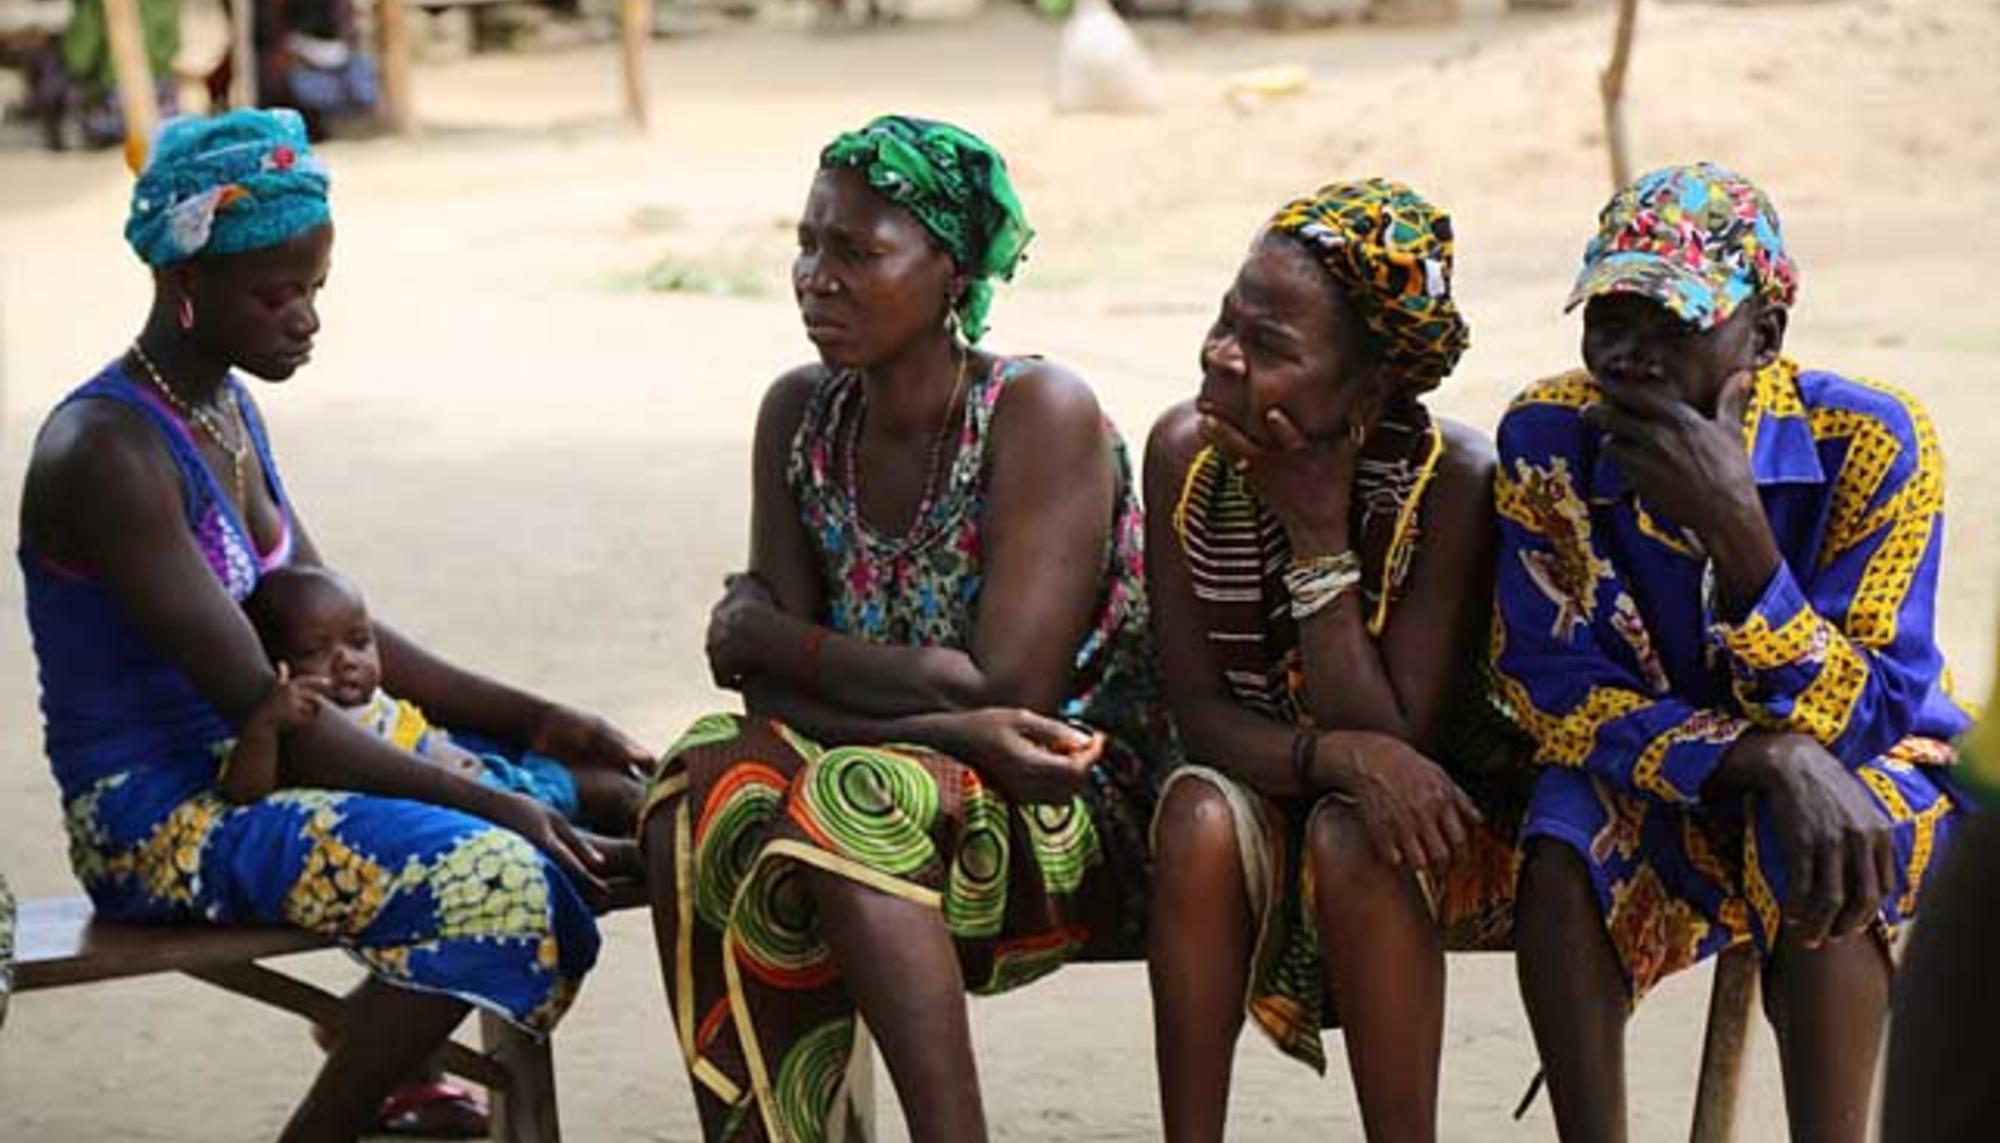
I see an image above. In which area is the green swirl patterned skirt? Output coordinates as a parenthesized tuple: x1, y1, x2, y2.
(640, 712, 1154, 1143)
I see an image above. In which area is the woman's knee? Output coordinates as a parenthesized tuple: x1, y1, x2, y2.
(1304, 800, 1391, 885)
(1152, 778, 1246, 885)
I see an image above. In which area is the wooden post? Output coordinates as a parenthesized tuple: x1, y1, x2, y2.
(228, 0, 257, 110)
(377, 0, 416, 135)
(1599, 0, 1640, 191)
(102, 0, 160, 168)
(1690, 944, 1758, 1143)
(620, 0, 651, 130)
(482, 1011, 561, 1143)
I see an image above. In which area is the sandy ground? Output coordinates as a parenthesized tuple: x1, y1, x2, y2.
(2, 0, 1998, 1137)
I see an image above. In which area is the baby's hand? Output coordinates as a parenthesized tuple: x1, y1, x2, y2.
(252, 663, 331, 734)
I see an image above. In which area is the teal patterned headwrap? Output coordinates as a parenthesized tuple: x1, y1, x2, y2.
(819, 114, 1033, 343)
(125, 109, 330, 268)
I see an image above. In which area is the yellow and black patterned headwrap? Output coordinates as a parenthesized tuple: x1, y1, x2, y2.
(1267, 178, 1470, 394)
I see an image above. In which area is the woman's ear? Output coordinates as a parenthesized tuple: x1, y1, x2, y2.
(1751, 302, 1788, 369)
(1347, 363, 1398, 434)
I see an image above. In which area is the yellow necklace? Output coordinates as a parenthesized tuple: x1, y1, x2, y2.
(130, 340, 250, 510)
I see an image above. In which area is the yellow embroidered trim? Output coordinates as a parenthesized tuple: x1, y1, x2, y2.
(1171, 444, 1220, 550)
(1508, 369, 1599, 412)
(674, 800, 695, 1061)
(757, 839, 946, 910)
(635, 771, 690, 838)
(721, 926, 783, 1142)
(692, 1057, 743, 1106)
(1725, 604, 1823, 671)
(1633, 502, 1700, 558)
(1785, 635, 1872, 743)
(1741, 357, 1806, 451)
(1368, 419, 1444, 638)
(1740, 811, 1783, 944)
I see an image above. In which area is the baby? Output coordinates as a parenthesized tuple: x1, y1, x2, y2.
(224, 565, 642, 870)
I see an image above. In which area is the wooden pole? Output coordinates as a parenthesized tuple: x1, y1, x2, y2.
(620, 0, 651, 130)
(102, 0, 160, 169)
(377, 0, 416, 135)
(1689, 944, 1759, 1143)
(228, 0, 257, 110)
(1600, 0, 1640, 191)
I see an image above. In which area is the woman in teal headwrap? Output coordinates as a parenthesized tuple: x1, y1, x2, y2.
(640, 114, 1172, 1142)
(20, 109, 653, 1141)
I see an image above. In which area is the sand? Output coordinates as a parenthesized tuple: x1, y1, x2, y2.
(1, 0, 1997, 1137)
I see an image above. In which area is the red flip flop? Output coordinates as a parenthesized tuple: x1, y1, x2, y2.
(374, 1081, 490, 1139)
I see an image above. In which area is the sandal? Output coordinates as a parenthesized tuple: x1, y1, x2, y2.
(374, 1081, 491, 1139)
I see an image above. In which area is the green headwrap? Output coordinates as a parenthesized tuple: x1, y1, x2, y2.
(819, 115, 1033, 344)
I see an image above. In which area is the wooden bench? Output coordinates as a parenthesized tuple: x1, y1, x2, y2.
(12, 885, 1752, 1141)
(12, 882, 654, 1143)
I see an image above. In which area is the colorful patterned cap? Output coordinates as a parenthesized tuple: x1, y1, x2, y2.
(1267, 177, 1470, 395)
(1567, 162, 1797, 330)
(125, 109, 331, 268)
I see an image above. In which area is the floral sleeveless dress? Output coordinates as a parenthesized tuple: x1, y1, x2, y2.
(640, 357, 1170, 1142)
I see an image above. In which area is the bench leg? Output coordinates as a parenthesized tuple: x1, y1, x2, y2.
(1690, 943, 1760, 1143)
(482, 1012, 560, 1143)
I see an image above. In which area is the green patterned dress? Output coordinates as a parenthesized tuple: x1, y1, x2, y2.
(641, 358, 1170, 1142)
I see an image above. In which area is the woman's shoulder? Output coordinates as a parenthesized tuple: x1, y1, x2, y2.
(1422, 414, 1498, 534)
(988, 355, 1103, 434)
(1433, 415, 1497, 485)
(1144, 399, 1204, 468)
(30, 387, 177, 495)
(754, 363, 835, 444)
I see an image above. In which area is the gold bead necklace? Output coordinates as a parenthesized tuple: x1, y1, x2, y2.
(130, 340, 250, 510)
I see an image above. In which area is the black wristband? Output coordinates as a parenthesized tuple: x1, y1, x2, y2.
(1291, 729, 1319, 794)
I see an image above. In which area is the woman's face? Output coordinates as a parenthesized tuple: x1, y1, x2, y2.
(1198, 231, 1380, 447)
(793, 167, 960, 369)
(180, 223, 334, 381)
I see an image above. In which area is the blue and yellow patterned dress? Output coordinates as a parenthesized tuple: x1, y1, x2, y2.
(22, 364, 599, 1034)
(1491, 358, 1970, 999)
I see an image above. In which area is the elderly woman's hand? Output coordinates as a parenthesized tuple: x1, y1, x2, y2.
(530, 704, 656, 779)
(1315, 732, 1485, 871)
(1198, 403, 1362, 555)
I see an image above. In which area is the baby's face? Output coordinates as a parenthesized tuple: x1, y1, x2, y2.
(273, 584, 382, 708)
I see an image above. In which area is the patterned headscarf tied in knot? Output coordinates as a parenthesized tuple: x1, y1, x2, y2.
(819, 114, 1033, 344)
(1266, 178, 1470, 395)
(126, 109, 331, 268)
(1567, 161, 1798, 331)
